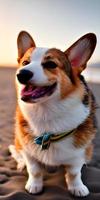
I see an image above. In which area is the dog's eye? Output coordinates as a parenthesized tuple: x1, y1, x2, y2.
(42, 61, 57, 69)
(22, 60, 30, 66)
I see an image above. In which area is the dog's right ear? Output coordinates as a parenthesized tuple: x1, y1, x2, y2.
(17, 31, 36, 63)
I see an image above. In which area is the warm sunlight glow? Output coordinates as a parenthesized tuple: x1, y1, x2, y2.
(0, 0, 100, 66)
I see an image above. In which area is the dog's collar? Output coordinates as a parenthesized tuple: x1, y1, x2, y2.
(34, 129, 76, 150)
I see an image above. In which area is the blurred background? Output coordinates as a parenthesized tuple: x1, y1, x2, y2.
(0, 0, 100, 81)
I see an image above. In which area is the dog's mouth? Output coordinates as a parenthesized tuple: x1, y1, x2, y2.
(21, 82, 57, 102)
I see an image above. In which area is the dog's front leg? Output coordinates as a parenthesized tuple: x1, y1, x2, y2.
(65, 160, 89, 197)
(22, 151, 43, 194)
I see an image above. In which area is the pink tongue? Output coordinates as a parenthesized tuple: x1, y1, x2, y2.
(21, 85, 34, 96)
(21, 85, 46, 98)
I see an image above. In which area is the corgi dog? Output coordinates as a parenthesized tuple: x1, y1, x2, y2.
(9, 31, 97, 197)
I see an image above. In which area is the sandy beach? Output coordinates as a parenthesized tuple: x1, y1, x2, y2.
(0, 67, 100, 200)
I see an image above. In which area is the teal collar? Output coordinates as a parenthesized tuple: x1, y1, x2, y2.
(34, 129, 76, 150)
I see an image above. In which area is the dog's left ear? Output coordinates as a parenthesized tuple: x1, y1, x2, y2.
(65, 33, 97, 74)
(17, 31, 36, 63)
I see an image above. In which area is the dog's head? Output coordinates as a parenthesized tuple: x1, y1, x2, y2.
(16, 31, 96, 103)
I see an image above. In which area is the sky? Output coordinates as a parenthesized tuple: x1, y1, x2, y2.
(0, 0, 100, 66)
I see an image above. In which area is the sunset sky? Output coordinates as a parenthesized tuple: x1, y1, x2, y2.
(0, 0, 100, 66)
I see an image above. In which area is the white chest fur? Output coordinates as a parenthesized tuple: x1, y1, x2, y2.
(19, 91, 90, 136)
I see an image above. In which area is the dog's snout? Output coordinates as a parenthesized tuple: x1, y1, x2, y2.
(17, 69, 33, 84)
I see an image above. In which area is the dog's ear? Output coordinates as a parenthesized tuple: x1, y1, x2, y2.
(17, 31, 36, 63)
(65, 33, 97, 74)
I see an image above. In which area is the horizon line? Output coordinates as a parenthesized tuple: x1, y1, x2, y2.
(0, 61, 100, 68)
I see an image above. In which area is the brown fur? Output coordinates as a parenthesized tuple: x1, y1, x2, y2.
(15, 106, 33, 151)
(85, 144, 93, 161)
(42, 48, 75, 81)
(73, 89, 97, 148)
(74, 116, 96, 148)
(41, 48, 84, 100)
(19, 47, 35, 67)
(15, 135, 22, 151)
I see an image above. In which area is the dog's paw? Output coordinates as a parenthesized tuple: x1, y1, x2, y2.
(68, 184, 89, 197)
(25, 177, 43, 194)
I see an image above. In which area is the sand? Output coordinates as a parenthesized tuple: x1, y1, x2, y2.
(0, 67, 100, 200)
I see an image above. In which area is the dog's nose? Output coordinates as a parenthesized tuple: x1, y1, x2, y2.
(17, 69, 33, 84)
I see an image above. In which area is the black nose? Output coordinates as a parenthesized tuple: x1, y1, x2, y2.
(17, 69, 33, 84)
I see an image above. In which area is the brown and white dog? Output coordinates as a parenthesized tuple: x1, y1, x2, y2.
(9, 31, 97, 197)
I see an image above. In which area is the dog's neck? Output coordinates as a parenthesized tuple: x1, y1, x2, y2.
(18, 91, 90, 136)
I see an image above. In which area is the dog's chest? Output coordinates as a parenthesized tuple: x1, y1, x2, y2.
(27, 136, 84, 166)
(19, 95, 89, 136)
